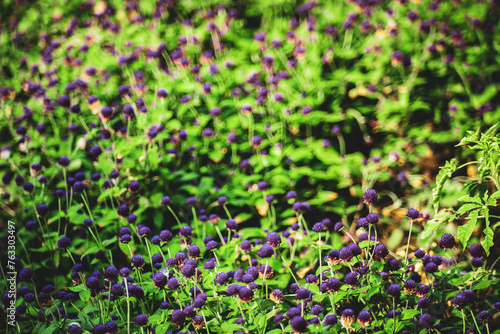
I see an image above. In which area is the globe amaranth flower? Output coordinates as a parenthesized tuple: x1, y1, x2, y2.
(454, 292, 468, 309)
(478, 310, 492, 323)
(290, 316, 308, 333)
(471, 257, 484, 268)
(403, 279, 417, 294)
(324, 314, 338, 326)
(259, 264, 274, 279)
(493, 301, 500, 312)
(387, 284, 401, 298)
(357, 217, 368, 228)
(417, 297, 430, 309)
(374, 243, 389, 258)
(469, 244, 483, 257)
(326, 277, 341, 292)
(341, 309, 356, 329)
(238, 286, 254, 303)
(170, 310, 186, 326)
(344, 272, 359, 286)
(296, 288, 312, 301)
(357, 310, 372, 327)
(327, 249, 340, 265)
(414, 249, 426, 259)
(339, 247, 353, 262)
(424, 262, 438, 273)
(131, 255, 145, 268)
(311, 305, 324, 316)
(419, 313, 435, 329)
(225, 219, 238, 231)
(416, 284, 430, 297)
(406, 208, 420, 219)
(438, 233, 456, 249)
(257, 244, 275, 258)
(266, 232, 281, 248)
(366, 212, 379, 224)
(363, 189, 378, 205)
(270, 289, 283, 303)
(57, 236, 72, 248)
(85, 276, 100, 290)
(305, 274, 318, 285)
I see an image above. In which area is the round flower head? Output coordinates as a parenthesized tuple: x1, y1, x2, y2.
(357, 310, 372, 327)
(259, 264, 274, 279)
(238, 286, 254, 303)
(334, 221, 344, 232)
(171, 310, 186, 326)
(324, 314, 338, 326)
(153, 272, 168, 289)
(312, 222, 325, 232)
(270, 289, 283, 303)
(403, 279, 417, 294)
(187, 245, 200, 258)
(339, 247, 353, 262)
(256, 244, 275, 258)
(104, 266, 119, 280)
(478, 310, 492, 323)
(463, 289, 477, 303)
(438, 233, 456, 249)
(387, 284, 401, 298)
(493, 301, 500, 312)
(366, 212, 379, 224)
(290, 316, 308, 333)
(311, 305, 324, 315)
(424, 262, 438, 273)
(18, 268, 34, 282)
(471, 257, 484, 268)
(454, 292, 468, 309)
(57, 236, 72, 248)
(296, 288, 312, 301)
(374, 244, 389, 258)
(58, 156, 71, 167)
(326, 277, 341, 292)
(356, 217, 368, 228)
(363, 189, 378, 205)
(419, 313, 434, 329)
(344, 272, 359, 286)
(224, 219, 238, 231)
(417, 297, 430, 309)
(416, 284, 430, 297)
(341, 309, 355, 329)
(406, 208, 420, 219)
(305, 274, 318, 285)
(469, 244, 483, 257)
(85, 276, 100, 290)
(36, 203, 49, 216)
(414, 249, 426, 259)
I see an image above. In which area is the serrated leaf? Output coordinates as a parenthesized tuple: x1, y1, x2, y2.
(421, 214, 451, 240)
(457, 196, 482, 205)
(457, 209, 479, 249)
(482, 226, 494, 256)
(456, 203, 481, 216)
(432, 159, 457, 214)
(473, 280, 490, 290)
(490, 190, 500, 199)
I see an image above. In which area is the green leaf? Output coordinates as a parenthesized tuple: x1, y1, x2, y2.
(432, 159, 457, 214)
(41, 324, 59, 334)
(490, 190, 500, 199)
(421, 213, 451, 240)
(473, 280, 490, 290)
(482, 226, 494, 256)
(457, 209, 479, 249)
(457, 195, 482, 205)
(456, 203, 481, 216)
(80, 289, 91, 303)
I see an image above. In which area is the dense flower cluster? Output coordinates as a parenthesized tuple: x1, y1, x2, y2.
(1, 0, 499, 333)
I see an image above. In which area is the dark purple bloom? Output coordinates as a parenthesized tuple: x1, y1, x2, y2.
(438, 233, 456, 249)
(406, 208, 420, 219)
(419, 314, 434, 329)
(363, 189, 378, 205)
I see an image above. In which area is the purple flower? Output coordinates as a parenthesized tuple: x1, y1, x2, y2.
(438, 233, 456, 249)
(290, 316, 308, 333)
(363, 189, 378, 205)
(406, 208, 420, 219)
(418, 314, 434, 329)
